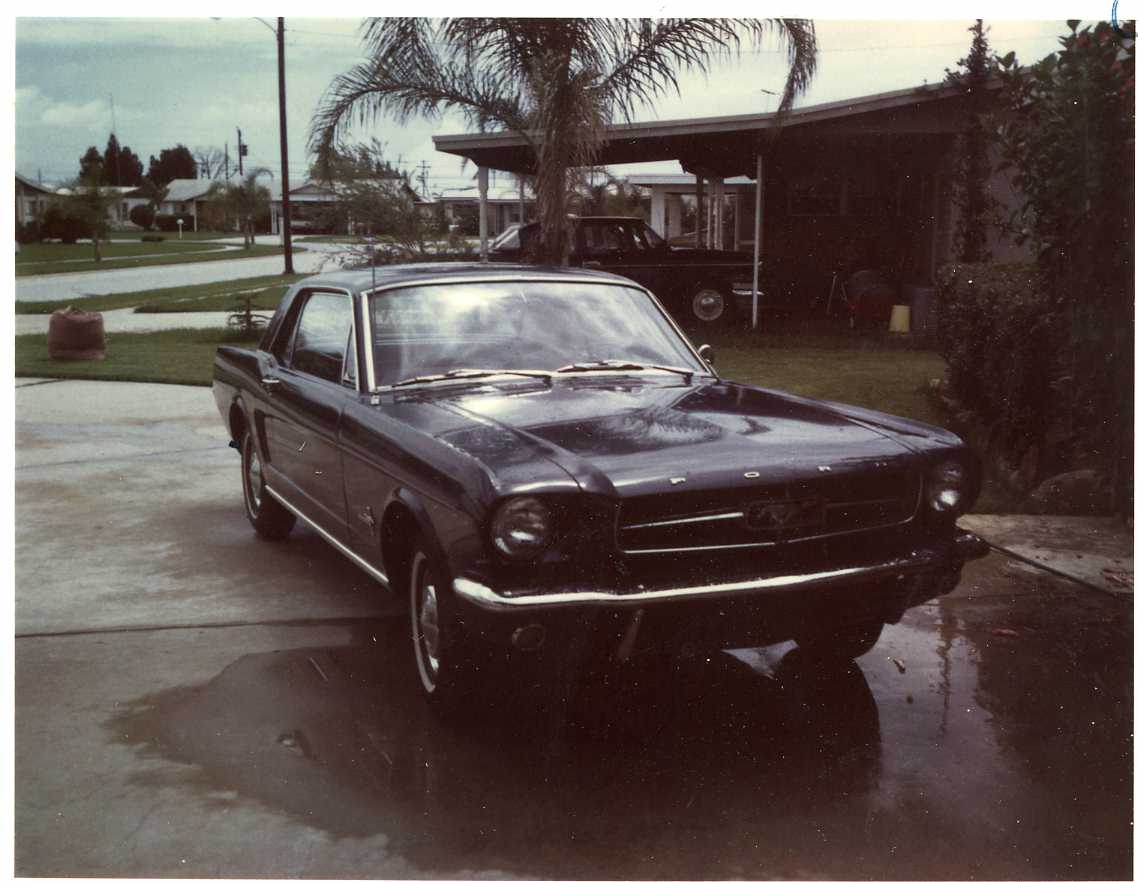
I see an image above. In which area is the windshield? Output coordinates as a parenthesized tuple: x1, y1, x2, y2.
(368, 281, 705, 388)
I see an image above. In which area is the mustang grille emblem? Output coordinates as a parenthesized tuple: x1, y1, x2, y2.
(744, 498, 826, 534)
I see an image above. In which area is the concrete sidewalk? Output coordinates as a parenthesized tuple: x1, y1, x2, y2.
(960, 513, 1133, 595)
(14, 306, 273, 336)
(14, 240, 348, 302)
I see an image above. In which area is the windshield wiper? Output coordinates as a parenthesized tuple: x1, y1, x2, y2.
(554, 359, 695, 381)
(391, 368, 553, 388)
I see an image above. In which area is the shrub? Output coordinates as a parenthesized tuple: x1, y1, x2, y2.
(140, 234, 165, 242)
(154, 212, 194, 233)
(40, 204, 91, 244)
(15, 220, 41, 244)
(129, 204, 155, 230)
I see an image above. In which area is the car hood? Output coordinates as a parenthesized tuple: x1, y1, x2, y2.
(420, 376, 928, 500)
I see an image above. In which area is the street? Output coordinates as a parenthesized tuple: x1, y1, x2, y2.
(14, 379, 1133, 879)
(14, 238, 348, 302)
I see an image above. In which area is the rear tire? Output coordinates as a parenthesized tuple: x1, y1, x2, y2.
(241, 431, 295, 540)
(690, 285, 731, 324)
(796, 619, 885, 665)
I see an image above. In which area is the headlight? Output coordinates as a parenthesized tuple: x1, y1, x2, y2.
(926, 460, 967, 513)
(491, 496, 553, 560)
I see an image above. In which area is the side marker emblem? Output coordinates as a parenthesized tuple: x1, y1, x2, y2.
(744, 471, 761, 479)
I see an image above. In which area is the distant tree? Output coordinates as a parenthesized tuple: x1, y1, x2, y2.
(945, 19, 996, 262)
(67, 168, 119, 261)
(313, 140, 433, 252)
(102, 134, 144, 186)
(194, 146, 226, 180)
(312, 18, 817, 264)
(79, 146, 103, 180)
(135, 177, 170, 216)
(147, 145, 198, 186)
(208, 167, 272, 248)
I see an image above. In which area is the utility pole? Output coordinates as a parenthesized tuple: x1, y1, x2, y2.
(276, 17, 294, 274)
(419, 160, 429, 198)
(237, 128, 245, 176)
(224, 143, 230, 181)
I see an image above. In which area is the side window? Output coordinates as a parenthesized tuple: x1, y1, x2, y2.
(342, 327, 357, 388)
(268, 293, 306, 360)
(287, 292, 353, 383)
(581, 223, 624, 255)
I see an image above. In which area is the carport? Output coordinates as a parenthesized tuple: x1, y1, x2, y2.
(433, 81, 984, 325)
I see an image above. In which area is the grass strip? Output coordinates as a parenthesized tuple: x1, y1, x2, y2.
(15, 273, 312, 315)
(15, 244, 302, 277)
(15, 328, 257, 387)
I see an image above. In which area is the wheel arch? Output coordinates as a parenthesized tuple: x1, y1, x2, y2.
(381, 488, 451, 597)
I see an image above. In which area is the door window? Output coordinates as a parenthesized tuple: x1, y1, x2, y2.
(287, 291, 353, 383)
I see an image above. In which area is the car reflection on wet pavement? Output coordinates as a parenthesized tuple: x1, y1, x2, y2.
(106, 552, 1131, 880)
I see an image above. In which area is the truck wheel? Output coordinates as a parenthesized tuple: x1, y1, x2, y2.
(796, 619, 885, 665)
(409, 543, 478, 716)
(690, 286, 730, 323)
(241, 431, 295, 540)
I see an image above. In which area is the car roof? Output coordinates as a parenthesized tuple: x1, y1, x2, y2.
(292, 261, 640, 295)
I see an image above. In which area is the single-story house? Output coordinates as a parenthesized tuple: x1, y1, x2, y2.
(155, 178, 216, 231)
(436, 183, 534, 237)
(15, 173, 59, 226)
(433, 81, 1029, 299)
(266, 177, 426, 236)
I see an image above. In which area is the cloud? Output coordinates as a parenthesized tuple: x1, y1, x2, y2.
(16, 84, 118, 129)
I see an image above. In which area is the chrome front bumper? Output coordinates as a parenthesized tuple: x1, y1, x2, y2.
(453, 530, 988, 612)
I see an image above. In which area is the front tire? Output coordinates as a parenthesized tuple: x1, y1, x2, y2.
(409, 544, 477, 714)
(690, 285, 731, 324)
(796, 619, 885, 665)
(241, 431, 295, 540)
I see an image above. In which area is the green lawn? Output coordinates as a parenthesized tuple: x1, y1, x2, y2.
(15, 274, 311, 315)
(15, 243, 299, 277)
(15, 328, 257, 386)
(17, 241, 217, 263)
(106, 231, 232, 241)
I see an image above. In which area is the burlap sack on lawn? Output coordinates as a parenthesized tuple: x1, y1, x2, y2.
(48, 306, 106, 361)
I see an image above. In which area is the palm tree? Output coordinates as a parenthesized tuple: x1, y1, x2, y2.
(136, 178, 170, 222)
(208, 168, 272, 249)
(311, 18, 816, 263)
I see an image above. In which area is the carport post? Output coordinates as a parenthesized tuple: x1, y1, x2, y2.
(751, 153, 763, 331)
(478, 166, 489, 262)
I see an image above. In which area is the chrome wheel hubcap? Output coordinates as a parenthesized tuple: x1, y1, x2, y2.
(693, 290, 725, 322)
(245, 443, 263, 514)
(412, 553, 442, 691)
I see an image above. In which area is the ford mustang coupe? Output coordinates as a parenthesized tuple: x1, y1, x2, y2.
(213, 263, 986, 712)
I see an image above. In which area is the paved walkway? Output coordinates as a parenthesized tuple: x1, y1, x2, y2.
(14, 238, 352, 302)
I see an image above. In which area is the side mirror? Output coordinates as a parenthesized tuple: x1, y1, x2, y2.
(698, 344, 715, 366)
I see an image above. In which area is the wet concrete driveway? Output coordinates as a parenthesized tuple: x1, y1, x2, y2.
(15, 380, 1133, 878)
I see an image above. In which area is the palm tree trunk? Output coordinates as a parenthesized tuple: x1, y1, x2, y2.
(92, 233, 102, 262)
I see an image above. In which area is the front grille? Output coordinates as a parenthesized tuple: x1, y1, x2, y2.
(617, 470, 920, 554)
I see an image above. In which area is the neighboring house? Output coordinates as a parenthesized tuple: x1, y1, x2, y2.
(267, 177, 425, 236)
(14, 173, 58, 226)
(437, 184, 534, 237)
(155, 178, 215, 231)
(435, 81, 1032, 290)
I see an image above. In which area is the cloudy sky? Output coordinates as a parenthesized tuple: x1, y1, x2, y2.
(15, 15, 1076, 194)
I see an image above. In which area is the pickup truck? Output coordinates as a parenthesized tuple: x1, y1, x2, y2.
(213, 262, 986, 715)
(489, 216, 759, 324)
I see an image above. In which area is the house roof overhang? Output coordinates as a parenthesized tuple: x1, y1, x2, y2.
(433, 80, 974, 178)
